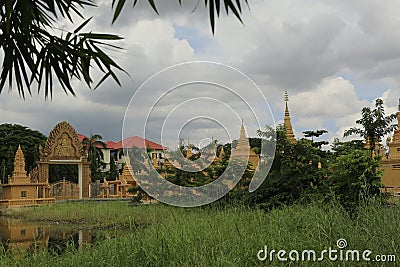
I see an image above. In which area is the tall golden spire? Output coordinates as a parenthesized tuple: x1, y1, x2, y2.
(284, 91, 296, 143)
(9, 145, 30, 184)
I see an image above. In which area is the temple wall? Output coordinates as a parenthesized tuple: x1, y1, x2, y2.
(380, 159, 400, 192)
(2, 185, 38, 200)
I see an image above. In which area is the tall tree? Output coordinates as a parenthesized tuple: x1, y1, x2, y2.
(344, 99, 397, 156)
(0, 124, 47, 177)
(82, 134, 107, 181)
(246, 125, 329, 210)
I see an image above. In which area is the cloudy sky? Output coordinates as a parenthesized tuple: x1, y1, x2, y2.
(2, 0, 400, 149)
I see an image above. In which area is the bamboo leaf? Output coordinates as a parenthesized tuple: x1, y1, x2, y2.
(74, 17, 92, 33)
(112, 0, 126, 24)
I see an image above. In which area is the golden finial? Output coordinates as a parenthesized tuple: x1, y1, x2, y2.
(284, 91, 289, 102)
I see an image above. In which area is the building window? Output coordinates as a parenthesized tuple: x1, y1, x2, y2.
(20, 229, 26, 236)
(21, 191, 27, 198)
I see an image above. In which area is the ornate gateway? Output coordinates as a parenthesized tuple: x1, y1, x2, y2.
(37, 121, 91, 199)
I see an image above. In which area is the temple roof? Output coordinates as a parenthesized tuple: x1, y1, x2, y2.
(77, 134, 167, 151)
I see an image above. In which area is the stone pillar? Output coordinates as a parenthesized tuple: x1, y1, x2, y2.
(38, 162, 49, 183)
(82, 162, 91, 198)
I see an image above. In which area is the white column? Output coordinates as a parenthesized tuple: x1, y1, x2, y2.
(78, 164, 83, 199)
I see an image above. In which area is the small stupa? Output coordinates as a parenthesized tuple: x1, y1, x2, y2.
(1, 145, 54, 207)
(8, 145, 30, 184)
(231, 120, 259, 169)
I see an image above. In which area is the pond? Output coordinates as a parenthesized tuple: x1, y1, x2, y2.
(0, 218, 118, 254)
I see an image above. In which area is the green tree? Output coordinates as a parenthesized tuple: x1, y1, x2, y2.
(0, 124, 47, 177)
(330, 149, 382, 211)
(82, 134, 106, 181)
(1, 159, 5, 184)
(303, 130, 329, 149)
(49, 164, 78, 183)
(247, 125, 329, 210)
(108, 158, 119, 181)
(1, 0, 248, 98)
(331, 138, 365, 155)
(248, 137, 261, 154)
(344, 99, 397, 156)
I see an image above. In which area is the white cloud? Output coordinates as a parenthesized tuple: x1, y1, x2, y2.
(2, 0, 400, 148)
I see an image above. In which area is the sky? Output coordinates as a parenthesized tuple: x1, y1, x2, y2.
(2, 0, 400, 150)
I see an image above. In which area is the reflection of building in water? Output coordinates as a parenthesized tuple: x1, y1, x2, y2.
(0, 219, 49, 253)
(0, 218, 94, 254)
(0, 145, 55, 208)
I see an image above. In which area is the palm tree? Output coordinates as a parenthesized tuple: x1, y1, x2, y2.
(1, 0, 248, 98)
(82, 134, 107, 181)
(0, 0, 124, 98)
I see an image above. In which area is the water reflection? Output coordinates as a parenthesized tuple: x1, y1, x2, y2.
(0, 218, 107, 254)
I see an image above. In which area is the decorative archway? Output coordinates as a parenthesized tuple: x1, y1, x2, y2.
(37, 121, 91, 199)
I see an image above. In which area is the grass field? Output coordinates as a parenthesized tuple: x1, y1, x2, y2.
(0, 200, 399, 266)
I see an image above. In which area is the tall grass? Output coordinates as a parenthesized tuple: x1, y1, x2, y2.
(1, 201, 399, 266)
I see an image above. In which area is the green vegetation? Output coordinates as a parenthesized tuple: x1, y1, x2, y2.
(0, 97, 398, 265)
(1, 0, 248, 98)
(1, 201, 399, 266)
(82, 134, 107, 181)
(49, 164, 78, 184)
(344, 98, 397, 156)
(0, 124, 47, 179)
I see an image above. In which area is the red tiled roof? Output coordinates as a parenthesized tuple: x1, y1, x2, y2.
(114, 136, 167, 150)
(105, 141, 118, 149)
(77, 134, 167, 150)
(77, 134, 86, 142)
